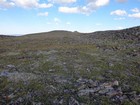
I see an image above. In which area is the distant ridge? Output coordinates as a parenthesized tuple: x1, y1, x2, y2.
(0, 26, 140, 37)
(0, 35, 16, 38)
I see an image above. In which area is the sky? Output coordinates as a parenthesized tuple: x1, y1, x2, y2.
(0, 0, 140, 35)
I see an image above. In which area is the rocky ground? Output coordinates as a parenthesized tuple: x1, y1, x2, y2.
(0, 26, 140, 105)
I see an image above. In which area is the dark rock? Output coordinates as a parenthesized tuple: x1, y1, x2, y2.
(53, 98, 64, 105)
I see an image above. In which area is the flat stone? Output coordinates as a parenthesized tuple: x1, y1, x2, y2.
(49, 69, 55, 72)
(78, 89, 95, 96)
(76, 78, 89, 84)
(0, 71, 9, 77)
(7, 64, 15, 68)
(89, 80, 99, 87)
(113, 80, 119, 86)
(32, 102, 42, 105)
(78, 84, 87, 90)
(98, 89, 108, 95)
(106, 90, 122, 97)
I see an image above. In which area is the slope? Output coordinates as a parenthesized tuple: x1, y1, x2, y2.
(0, 26, 140, 105)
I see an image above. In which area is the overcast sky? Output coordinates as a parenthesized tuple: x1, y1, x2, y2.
(0, 0, 140, 35)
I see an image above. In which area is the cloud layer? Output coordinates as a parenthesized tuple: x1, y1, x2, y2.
(128, 13, 140, 18)
(49, 0, 76, 4)
(59, 0, 110, 14)
(0, 0, 53, 9)
(131, 8, 139, 13)
(111, 9, 127, 16)
(0, 0, 110, 14)
(0, 0, 140, 19)
(0, 0, 15, 8)
(111, 8, 140, 19)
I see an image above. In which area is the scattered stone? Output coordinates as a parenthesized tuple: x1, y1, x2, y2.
(106, 90, 122, 97)
(53, 98, 64, 105)
(90, 80, 99, 87)
(8, 93, 15, 99)
(54, 76, 70, 84)
(49, 69, 55, 72)
(8, 72, 38, 82)
(63, 62, 66, 65)
(32, 102, 42, 105)
(69, 97, 80, 105)
(78, 84, 86, 90)
(0, 71, 9, 77)
(78, 89, 95, 96)
(59, 99, 64, 105)
(16, 97, 24, 103)
(109, 63, 114, 67)
(76, 78, 89, 84)
(98, 89, 109, 95)
(113, 80, 119, 86)
(6, 64, 15, 69)
(135, 94, 140, 102)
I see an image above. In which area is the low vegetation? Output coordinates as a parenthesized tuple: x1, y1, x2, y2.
(0, 26, 140, 104)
